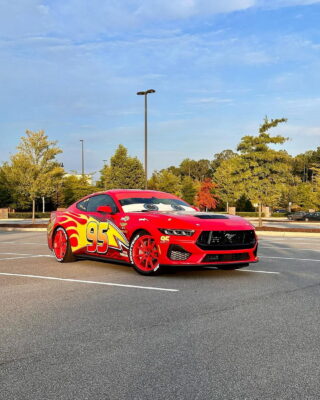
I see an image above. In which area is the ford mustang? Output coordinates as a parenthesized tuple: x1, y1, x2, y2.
(47, 189, 259, 275)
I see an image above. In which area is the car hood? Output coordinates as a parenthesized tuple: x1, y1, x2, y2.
(129, 211, 254, 231)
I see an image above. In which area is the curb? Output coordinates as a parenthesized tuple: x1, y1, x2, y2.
(257, 231, 320, 238)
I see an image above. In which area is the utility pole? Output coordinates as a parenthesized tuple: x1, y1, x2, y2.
(80, 139, 84, 177)
(136, 89, 156, 189)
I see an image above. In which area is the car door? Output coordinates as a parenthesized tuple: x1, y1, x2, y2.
(84, 194, 129, 259)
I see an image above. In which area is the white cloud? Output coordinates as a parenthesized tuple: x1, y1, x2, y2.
(186, 97, 233, 104)
(257, 0, 320, 7)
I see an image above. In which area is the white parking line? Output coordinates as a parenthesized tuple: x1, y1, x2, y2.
(237, 269, 280, 275)
(0, 252, 33, 255)
(260, 246, 320, 252)
(0, 242, 47, 246)
(261, 256, 320, 262)
(0, 272, 179, 292)
(0, 255, 53, 261)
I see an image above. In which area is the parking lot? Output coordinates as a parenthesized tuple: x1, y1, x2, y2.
(1, 231, 320, 400)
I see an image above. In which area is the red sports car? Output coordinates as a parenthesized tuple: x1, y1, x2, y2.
(48, 189, 258, 275)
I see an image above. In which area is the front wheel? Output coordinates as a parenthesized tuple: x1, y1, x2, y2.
(304, 218, 309, 222)
(129, 233, 163, 275)
(53, 227, 75, 262)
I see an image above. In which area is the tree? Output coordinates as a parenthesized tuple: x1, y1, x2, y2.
(148, 170, 181, 196)
(0, 166, 13, 207)
(98, 145, 145, 189)
(61, 175, 97, 207)
(213, 155, 244, 205)
(211, 149, 237, 172)
(3, 130, 64, 221)
(195, 178, 218, 211)
(236, 117, 292, 207)
(181, 176, 196, 205)
(179, 158, 212, 181)
(235, 194, 255, 212)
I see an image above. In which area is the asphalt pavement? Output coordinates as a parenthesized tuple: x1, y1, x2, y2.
(1, 231, 320, 399)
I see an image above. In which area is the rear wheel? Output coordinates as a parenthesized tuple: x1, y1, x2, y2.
(53, 227, 75, 262)
(304, 218, 309, 222)
(129, 232, 162, 275)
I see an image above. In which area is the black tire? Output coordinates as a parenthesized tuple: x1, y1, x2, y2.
(129, 232, 163, 276)
(304, 218, 309, 222)
(53, 227, 76, 263)
(218, 263, 249, 270)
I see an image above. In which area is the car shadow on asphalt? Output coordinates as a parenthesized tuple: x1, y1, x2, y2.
(75, 258, 254, 280)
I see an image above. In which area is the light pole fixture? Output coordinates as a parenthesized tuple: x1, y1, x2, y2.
(80, 139, 84, 177)
(136, 89, 156, 189)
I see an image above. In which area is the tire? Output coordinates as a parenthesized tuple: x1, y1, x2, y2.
(304, 218, 309, 222)
(53, 227, 75, 263)
(218, 263, 249, 270)
(129, 232, 163, 275)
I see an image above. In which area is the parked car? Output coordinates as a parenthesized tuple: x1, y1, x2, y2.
(303, 212, 320, 221)
(287, 211, 307, 220)
(47, 189, 259, 275)
(273, 209, 288, 214)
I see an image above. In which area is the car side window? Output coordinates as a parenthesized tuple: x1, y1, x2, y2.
(76, 198, 90, 211)
(86, 194, 118, 213)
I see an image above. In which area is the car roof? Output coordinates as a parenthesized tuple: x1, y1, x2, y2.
(79, 189, 180, 201)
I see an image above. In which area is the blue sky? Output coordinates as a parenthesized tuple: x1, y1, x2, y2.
(1, 0, 320, 178)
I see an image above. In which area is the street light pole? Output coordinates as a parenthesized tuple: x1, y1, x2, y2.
(80, 139, 84, 177)
(137, 89, 156, 189)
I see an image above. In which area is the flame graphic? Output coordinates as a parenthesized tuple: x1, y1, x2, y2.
(59, 211, 129, 254)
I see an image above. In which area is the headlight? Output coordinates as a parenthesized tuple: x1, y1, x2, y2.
(159, 229, 195, 236)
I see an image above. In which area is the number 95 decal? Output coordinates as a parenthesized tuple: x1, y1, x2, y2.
(86, 221, 109, 254)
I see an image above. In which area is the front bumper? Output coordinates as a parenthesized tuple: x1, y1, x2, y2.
(157, 236, 258, 266)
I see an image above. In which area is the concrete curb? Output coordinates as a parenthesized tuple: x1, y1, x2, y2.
(257, 231, 320, 238)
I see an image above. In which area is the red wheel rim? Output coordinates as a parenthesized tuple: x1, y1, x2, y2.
(132, 235, 159, 272)
(53, 229, 67, 260)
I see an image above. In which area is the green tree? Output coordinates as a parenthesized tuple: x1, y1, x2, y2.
(148, 170, 181, 196)
(179, 158, 212, 180)
(3, 130, 64, 221)
(181, 176, 196, 205)
(0, 166, 13, 207)
(235, 194, 255, 212)
(61, 175, 97, 207)
(211, 149, 237, 172)
(213, 155, 244, 206)
(98, 145, 145, 189)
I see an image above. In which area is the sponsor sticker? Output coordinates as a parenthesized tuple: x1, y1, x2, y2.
(160, 235, 170, 243)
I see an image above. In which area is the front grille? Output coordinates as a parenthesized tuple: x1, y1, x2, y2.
(202, 253, 249, 263)
(197, 230, 256, 250)
(167, 245, 191, 261)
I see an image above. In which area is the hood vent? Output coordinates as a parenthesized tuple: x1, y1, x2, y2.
(194, 214, 229, 220)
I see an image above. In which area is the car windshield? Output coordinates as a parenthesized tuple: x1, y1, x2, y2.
(119, 196, 195, 213)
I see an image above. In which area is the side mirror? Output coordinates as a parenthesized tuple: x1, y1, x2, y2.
(193, 206, 200, 212)
(97, 205, 113, 214)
